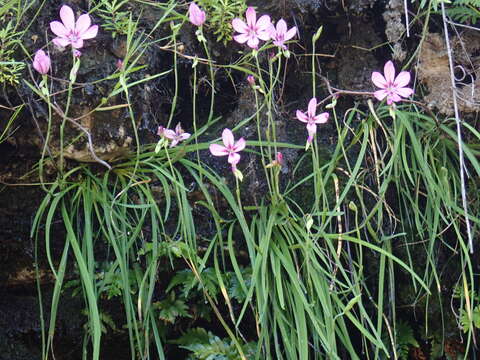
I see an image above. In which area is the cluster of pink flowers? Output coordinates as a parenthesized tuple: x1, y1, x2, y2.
(188, 2, 297, 50)
(293, 61, 414, 146)
(32, 5, 98, 75)
(187, 3, 412, 165)
(31, 3, 415, 180)
(232, 7, 297, 50)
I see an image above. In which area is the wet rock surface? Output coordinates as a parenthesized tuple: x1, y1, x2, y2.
(0, 0, 388, 357)
(0, 0, 473, 358)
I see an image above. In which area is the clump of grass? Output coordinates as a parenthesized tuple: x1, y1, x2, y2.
(18, 0, 480, 359)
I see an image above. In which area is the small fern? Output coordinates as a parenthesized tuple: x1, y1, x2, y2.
(412, 0, 480, 20)
(153, 293, 191, 323)
(167, 267, 221, 300)
(0, 21, 25, 85)
(446, 4, 480, 24)
(396, 320, 419, 360)
(459, 305, 480, 332)
(174, 328, 256, 360)
(93, 0, 131, 38)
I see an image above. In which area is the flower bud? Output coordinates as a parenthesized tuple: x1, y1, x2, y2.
(116, 59, 124, 70)
(276, 152, 283, 166)
(189, 2, 206, 27)
(33, 49, 51, 75)
(157, 126, 165, 136)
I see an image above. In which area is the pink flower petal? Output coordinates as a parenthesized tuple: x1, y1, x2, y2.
(374, 89, 388, 101)
(396, 87, 413, 98)
(233, 33, 249, 44)
(209, 144, 228, 156)
(268, 24, 276, 38)
(273, 40, 286, 50)
(314, 112, 329, 124)
(388, 94, 402, 103)
(233, 137, 246, 152)
(50, 21, 69, 37)
(232, 18, 248, 33)
(247, 36, 259, 49)
(256, 15, 272, 31)
(222, 128, 234, 148)
(306, 122, 317, 137)
(245, 7, 256, 28)
(285, 26, 297, 41)
(394, 71, 411, 88)
(307, 97, 317, 117)
(383, 61, 396, 84)
(179, 133, 191, 141)
(80, 25, 98, 40)
(276, 19, 287, 35)
(174, 123, 183, 134)
(257, 30, 271, 41)
(60, 5, 76, 32)
(199, 12, 206, 25)
(371, 71, 387, 89)
(52, 37, 71, 48)
(75, 14, 91, 34)
(296, 110, 308, 123)
(163, 129, 176, 140)
(228, 152, 241, 165)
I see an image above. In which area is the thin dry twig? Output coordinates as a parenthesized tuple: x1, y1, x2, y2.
(441, 4, 474, 254)
(53, 104, 112, 170)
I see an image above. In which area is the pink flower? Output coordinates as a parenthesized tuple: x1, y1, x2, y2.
(247, 75, 255, 86)
(371, 61, 414, 105)
(232, 7, 271, 49)
(296, 98, 329, 144)
(50, 5, 98, 49)
(189, 2, 206, 27)
(33, 49, 51, 75)
(269, 19, 297, 50)
(209, 128, 246, 170)
(159, 123, 191, 147)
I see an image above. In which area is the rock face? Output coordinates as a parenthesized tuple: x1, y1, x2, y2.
(0, 0, 428, 358)
(383, 0, 407, 61)
(418, 32, 480, 115)
(335, 16, 382, 92)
